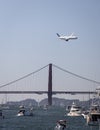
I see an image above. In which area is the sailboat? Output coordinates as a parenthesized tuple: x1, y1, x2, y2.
(1, 94, 9, 110)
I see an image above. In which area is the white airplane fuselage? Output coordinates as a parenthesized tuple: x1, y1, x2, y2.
(57, 33, 78, 41)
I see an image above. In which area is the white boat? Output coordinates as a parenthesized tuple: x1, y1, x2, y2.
(67, 102, 82, 116)
(86, 105, 100, 126)
(54, 120, 67, 130)
(81, 111, 89, 119)
(86, 86, 100, 125)
(17, 106, 33, 117)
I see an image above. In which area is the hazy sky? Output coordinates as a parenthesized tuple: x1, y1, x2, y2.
(0, 0, 100, 102)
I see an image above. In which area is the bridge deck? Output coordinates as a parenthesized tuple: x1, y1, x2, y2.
(0, 91, 96, 94)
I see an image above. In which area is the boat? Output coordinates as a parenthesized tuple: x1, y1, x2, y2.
(43, 104, 48, 110)
(81, 111, 89, 119)
(67, 102, 82, 116)
(86, 104, 100, 126)
(17, 105, 33, 117)
(54, 120, 67, 130)
(86, 86, 100, 125)
(0, 109, 4, 119)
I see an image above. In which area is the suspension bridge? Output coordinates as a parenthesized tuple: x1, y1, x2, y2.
(0, 63, 100, 105)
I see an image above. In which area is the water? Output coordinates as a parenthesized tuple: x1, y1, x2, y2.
(0, 107, 99, 130)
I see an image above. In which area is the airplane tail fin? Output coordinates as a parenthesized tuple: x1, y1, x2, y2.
(71, 32, 74, 36)
(56, 33, 60, 37)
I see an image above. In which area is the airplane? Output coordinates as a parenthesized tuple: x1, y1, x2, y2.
(56, 33, 78, 41)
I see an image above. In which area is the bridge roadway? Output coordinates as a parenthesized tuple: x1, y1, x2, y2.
(0, 90, 97, 95)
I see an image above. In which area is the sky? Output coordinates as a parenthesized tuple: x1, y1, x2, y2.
(0, 0, 100, 103)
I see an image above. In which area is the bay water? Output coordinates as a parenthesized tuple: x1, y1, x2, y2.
(0, 106, 99, 130)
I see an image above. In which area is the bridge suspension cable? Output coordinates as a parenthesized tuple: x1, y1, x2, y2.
(0, 63, 100, 89)
(53, 64, 100, 85)
(0, 64, 49, 89)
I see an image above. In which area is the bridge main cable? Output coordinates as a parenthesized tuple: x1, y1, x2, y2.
(53, 64, 100, 85)
(0, 63, 100, 89)
(0, 64, 49, 89)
